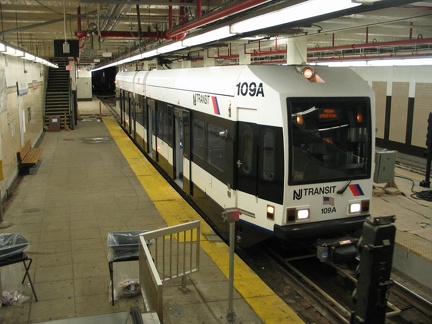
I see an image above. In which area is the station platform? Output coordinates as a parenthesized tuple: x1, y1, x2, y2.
(0, 99, 303, 323)
(372, 158, 432, 291)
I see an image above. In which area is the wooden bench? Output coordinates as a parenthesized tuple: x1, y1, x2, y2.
(17, 139, 43, 175)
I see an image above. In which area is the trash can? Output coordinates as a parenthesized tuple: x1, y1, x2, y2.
(48, 115, 61, 132)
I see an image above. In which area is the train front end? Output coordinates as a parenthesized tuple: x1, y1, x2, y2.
(274, 66, 375, 259)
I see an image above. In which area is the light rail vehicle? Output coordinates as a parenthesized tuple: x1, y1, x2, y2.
(115, 65, 374, 258)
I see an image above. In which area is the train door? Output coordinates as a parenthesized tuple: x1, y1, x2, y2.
(182, 111, 192, 195)
(131, 95, 137, 140)
(120, 91, 125, 127)
(236, 108, 258, 214)
(128, 95, 134, 135)
(174, 108, 184, 188)
(148, 99, 157, 160)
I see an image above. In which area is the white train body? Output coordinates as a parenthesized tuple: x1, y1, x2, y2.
(116, 65, 375, 247)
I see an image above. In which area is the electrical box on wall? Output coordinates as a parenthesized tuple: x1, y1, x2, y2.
(374, 150, 396, 183)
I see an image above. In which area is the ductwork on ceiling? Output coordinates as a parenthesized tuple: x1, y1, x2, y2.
(0, 0, 431, 65)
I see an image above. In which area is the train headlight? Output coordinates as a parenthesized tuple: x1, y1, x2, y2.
(267, 205, 275, 220)
(349, 199, 370, 214)
(349, 202, 361, 213)
(286, 207, 310, 222)
(297, 209, 310, 220)
(302, 67, 315, 79)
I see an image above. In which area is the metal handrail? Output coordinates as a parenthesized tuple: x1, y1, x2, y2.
(139, 220, 201, 322)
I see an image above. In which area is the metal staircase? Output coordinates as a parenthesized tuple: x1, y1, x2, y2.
(45, 59, 73, 129)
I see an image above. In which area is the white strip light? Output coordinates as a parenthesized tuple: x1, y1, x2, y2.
(0, 41, 58, 68)
(183, 26, 232, 47)
(314, 58, 432, 67)
(230, 0, 361, 34)
(158, 42, 185, 54)
(92, 0, 362, 71)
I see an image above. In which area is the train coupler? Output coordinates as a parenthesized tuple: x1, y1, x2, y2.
(316, 236, 358, 263)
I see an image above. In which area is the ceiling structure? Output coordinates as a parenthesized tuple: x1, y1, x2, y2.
(0, 0, 431, 68)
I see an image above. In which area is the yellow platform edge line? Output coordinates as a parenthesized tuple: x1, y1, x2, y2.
(103, 116, 304, 324)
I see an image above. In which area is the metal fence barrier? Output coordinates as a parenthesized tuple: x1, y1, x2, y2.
(139, 220, 201, 322)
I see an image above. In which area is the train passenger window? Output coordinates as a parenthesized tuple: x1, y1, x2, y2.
(135, 95, 144, 126)
(239, 125, 254, 174)
(208, 123, 225, 171)
(262, 129, 275, 181)
(192, 118, 205, 159)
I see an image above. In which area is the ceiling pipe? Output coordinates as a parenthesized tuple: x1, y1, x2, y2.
(244, 38, 286, 56)
(308, 52, 432, 62)
(77, 5, 82, 32)
(75, 30, 165, 39)
(207, 44, 238, 60)
(169, 0, 173, 30)
(165, 0, 270, 39)
(196, 0, 202, 19)
(308, 37, 432, 52)
(179, 0, 187, 25)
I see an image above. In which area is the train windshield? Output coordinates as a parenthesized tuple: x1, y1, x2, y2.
(288, 97, 371, 185)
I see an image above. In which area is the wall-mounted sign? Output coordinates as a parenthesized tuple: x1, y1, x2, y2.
(16, 81, 29, 96)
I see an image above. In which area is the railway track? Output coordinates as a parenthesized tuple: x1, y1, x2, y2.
(256, 243, 432, 324)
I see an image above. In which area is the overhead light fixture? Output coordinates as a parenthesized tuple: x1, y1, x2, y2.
(23, 53, 36, 61)
(4, 46, 22, 56)
(230, 0, 361, 34)
(157, 42, 184, 54)
(141, 49, 158, 59)
(182, 26, 233, 47)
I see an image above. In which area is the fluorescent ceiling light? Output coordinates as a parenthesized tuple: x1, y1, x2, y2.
(230, 0, 361, 34)
(142, 49, 158, 59)
(183, 26, 232, 47)
(23, 53, 36, 61)
(157, 42, 184, 54)
(0, 43, 5, 52)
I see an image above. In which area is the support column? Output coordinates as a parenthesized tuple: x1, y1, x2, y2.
(238, 51, 251, 65)
(181, 60, 192, 68)
(286, 36, 308, 65)
(203, 50, 216, 67)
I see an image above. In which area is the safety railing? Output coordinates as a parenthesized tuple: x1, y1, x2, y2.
(139, 220, 200, 322)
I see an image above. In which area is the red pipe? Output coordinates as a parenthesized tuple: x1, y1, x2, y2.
(196, 0, 202, 19)
(207, 45, 239, 60)
(179, 0, 187, 25)
(77, 5, 82, 32)
(308, 37, 432, 52)
(308, 53, 432, 62)
(244, 38, 286, 56)
(165, 0, 270, 39)
(169, 0, 173, 30)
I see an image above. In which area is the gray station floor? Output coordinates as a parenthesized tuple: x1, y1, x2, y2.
(0, 101, 274, 324)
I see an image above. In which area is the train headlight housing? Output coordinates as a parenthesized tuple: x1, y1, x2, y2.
(302, 67, 315, 79)
(297, 209, 310, 220)
(349, 202, 361, 213)
(267, 205, 275, 220)
(286, 206, 310, 223)
(349, 199, 370, 214)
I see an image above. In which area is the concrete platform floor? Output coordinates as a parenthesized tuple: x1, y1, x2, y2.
(0, 100, 302, 323)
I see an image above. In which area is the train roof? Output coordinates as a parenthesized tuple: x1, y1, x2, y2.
(116, 65, 374, 98)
